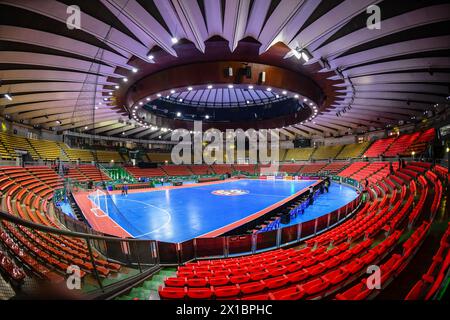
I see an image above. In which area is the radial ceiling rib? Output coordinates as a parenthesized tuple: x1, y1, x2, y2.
(0, 91, 106, 107)
(289, 0, 381, 50)
(329, 57, 450, 80)
(223, 0, 251, 52)
(257, 0, 311, 54)
(63, 119, 119, 131)
(307, 3, 450, 64)
(335, 83, 450, 95)
(286, 125, 309, 138)
(105, 124, 136, 136)
(0, 82, 109, 95)
(325, 35, 450, 71)
(0, 25, 132, 70)
(0, 51, 121, 78)
(170, 0, 209, 53)
(4, 99, 107, 115)
(30, 109, 112, 125)
(121, 126, 149, 137)
(244, 0, 271, 40)
(1, 0, 150, 61)
(204, 0, 223, 37)
(102, 0, 176, 57)
(0, 69, 115, 85)
(15, 105, 105, 121)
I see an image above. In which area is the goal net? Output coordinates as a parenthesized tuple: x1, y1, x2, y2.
(90, 188, 109, 217)
(260, 171, 288, 180)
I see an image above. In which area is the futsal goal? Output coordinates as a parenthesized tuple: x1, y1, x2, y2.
(90, 188, 109, 217)
(260, 171, 288, 180)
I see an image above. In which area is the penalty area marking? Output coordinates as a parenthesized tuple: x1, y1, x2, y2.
(107, 198, 173, 238)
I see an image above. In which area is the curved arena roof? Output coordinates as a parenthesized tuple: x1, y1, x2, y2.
(0, 0, 449, 139)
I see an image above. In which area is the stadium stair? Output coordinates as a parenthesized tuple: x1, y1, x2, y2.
(115, 268, 176, 300)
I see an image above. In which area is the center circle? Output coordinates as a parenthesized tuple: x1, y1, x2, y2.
(211, 189, 250, 196)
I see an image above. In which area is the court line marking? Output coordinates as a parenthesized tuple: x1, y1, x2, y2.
(98, 197, 173, 238)
(198, 180, 321, 238)
(82, 191, 132, 238)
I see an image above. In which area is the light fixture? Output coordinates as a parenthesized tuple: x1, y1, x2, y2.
(148, 54, 154, 60)
(56, 120, 61, 125)
(176, 112, 181, 117)
(292, 49, 301, 60)
(282, 91, 287, 95)
(205, 115, 210, 119)
(207, 85, 213, 89)
(179, 99, 183, 102)
(157, 93, 161, 97)
(266, 87, 272, 91)
(293, 47, 312, 63)
(294, 94, 299, 98)
(139, 102, 143, 105)
(228, 84, 234, 89)
(146, 97, 150, 101)
(4, 93, 12, 101)
(170, 90, 176, 94)
(84, 126, 88, 129)
(132, 67, 138, 73)
(115, 85, 120, 89)
(171, 37, 178, 44)
(301, 51, 310, 62)
(122, 77, 128, 82)
(108, 92, 113, 95)
(95, 106, 98, 110)
(248, 85, 254, 89)
(187, 86, 193, 91)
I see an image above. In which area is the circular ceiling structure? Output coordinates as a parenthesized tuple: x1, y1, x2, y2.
(0, 0, 449, 140)
(163, 87, 288, 108)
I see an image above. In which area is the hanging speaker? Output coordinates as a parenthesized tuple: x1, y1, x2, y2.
(245, 66, 252, 78)
(228, 67, 233, 77)
(260, 72, 266, 83)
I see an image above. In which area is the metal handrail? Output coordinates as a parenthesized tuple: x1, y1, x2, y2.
(0, 210, 148, 243)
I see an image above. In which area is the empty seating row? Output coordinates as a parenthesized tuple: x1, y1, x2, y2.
(335, 142, 371, 159)
(363, 137, 396, 158)
(311, 145, 343, 160)
(125, 166, 166, 178)
(335, 222, 431, 300)
(0, 166, 122, 285)
(405, 222, 450, 300)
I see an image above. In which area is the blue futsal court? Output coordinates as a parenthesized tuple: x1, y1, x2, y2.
(90, 179, 357, 243)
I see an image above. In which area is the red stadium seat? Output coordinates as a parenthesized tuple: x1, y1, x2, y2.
(213, 285, 241, 298)
(187, 288, 213, 299)
(158, 286, 187, 299)
(239, 281, 266, 295)
(264, 275, 289, 289)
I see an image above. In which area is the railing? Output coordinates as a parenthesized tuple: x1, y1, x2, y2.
(0, 209, 159, 297)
